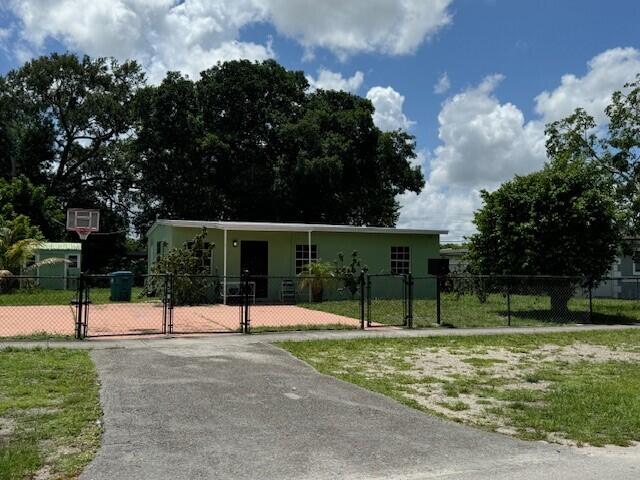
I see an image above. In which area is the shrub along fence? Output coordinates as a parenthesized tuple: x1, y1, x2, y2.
(0, 273, 638, 339)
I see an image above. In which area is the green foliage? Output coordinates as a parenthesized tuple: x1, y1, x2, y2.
(147, 228, 219, 305)
(468, 158, 621, 281)
(298, 261, 337, 302)
(334, 250, 366, 299)
(0, 215, 44, 275)
(0, 175, 63, 240)
(545, 74, 640, 236)
(133, 60, 423, 232)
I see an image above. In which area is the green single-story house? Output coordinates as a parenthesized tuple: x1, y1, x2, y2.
(24, 242, 82, 290)
(147, 220, 446, 302)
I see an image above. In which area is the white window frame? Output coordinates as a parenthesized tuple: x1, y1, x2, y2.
(65, 253, 80, 274)
(295, 244, 318, 274)
(23, 253, 40, 276)
(155, 241, 168, 264)
(633, 250, 640, 275)
(390, 246, 411, 275)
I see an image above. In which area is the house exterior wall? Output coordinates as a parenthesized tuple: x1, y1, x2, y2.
(148, 225, 440, 300)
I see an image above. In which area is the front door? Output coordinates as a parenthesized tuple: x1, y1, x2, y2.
(240, 241, 268, 298)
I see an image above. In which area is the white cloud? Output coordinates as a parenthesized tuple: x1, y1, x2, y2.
(263, 0, 453, 60)
(306, 68, 364, 93)
(5, 0, 454, 81)
(366, 86, 414, 131)
(535, 47, 640, 123)
(433, 72, 450, 94)
(429, 74, 545, 188)
(398, 47, 640, 240)
(7, 0, 274, 82)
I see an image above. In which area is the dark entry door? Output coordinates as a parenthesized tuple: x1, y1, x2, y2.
(240, 241, 268, 298)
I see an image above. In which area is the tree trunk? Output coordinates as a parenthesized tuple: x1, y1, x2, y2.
(549, 283, 574, 318)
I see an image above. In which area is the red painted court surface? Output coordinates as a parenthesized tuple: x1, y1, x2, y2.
(0, 303, 361, 337)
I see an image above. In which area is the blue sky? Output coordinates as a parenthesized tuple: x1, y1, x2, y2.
(1, 0, 639, 240)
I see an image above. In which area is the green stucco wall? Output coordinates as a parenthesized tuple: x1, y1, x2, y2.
(148, 225, 440, 300)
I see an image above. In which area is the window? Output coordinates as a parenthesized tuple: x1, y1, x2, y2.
(66, 254, 79, 269)
(155, 241, 168, 264)
(390, 246, 410, 274)
(296, 244, 318, 274)
(633, 251, 640, 275)
(198, 242, 214, 273)
(23, 254, 37, 273)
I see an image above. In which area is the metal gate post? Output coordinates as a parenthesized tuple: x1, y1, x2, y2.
(75, 273, 85, 339)
(366, 274, 372, 327)
(168, 273, 174, 334)
(506, 277, 511, 327)
(242, 270, 251, 334)
(359, 271, 365, 330)
(588, 278, 593, 324)
(81, 274, 90, 338)
(162, 274, 169, 334)
(436, 275, 441, 326)
(406, 273, 413, 329)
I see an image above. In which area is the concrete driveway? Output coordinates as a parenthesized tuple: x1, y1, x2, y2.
(79, 336, 639, 480)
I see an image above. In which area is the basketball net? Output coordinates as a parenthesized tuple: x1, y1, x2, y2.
(75, 228, 92, 241)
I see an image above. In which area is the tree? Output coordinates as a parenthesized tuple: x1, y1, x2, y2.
(133, 60, 424, 232)
(0, 215, 43, 275)
(282, 90, 424, 225)
(146, 228, 218, 305)
(467, 158, 621, 313)
(0, 176, 64, 239)
(545, 73, 640, 236)
(334, 251, 366, 299)
(298, 261, 337, 303)
(2, 54, 145, 201)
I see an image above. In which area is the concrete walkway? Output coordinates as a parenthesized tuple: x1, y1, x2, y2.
(69, 327, 640, 479)
(3, 322, 639, 351)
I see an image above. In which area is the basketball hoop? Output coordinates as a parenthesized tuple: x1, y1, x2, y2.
(75, 228, 93, 241)
(67, 209, 100, 241)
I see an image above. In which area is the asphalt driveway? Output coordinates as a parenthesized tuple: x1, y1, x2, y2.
(80, 337, 639, 479)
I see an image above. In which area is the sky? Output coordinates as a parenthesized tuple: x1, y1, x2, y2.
(0, 0, 639, 241)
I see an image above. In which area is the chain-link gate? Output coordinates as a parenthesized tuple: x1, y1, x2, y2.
(366, 274, 412, 328)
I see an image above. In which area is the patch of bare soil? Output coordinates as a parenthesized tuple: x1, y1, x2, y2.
(361, 342, 640, 447)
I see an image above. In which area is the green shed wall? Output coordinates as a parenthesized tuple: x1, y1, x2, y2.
(34, 248, 81, 290)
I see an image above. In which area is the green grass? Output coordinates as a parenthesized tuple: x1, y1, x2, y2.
(300, 293, 640, 328)
(0, 348, 101, 479)
(0, 287, 149, 306)
(278, 329, 640, 447)
(250, 323, 358, 334)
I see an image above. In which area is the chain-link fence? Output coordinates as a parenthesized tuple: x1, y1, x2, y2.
(1, 273, 638, 339)
(240, 274, 364, 333)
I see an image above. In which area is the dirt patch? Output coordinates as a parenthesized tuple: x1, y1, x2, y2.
(0, 416, 16, 441)
(360, 342, 640, 447)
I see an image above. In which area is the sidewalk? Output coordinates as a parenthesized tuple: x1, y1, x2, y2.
(3, 323, 638, 350)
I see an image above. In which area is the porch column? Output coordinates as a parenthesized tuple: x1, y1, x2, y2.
(223, 229, 227, 305)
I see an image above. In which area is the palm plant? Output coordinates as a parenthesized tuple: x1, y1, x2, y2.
(0, 217, 66, 277)
(298, 261, 337, 302)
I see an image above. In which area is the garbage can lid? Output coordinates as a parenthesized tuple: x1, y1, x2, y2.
(110, 270, 134, 277)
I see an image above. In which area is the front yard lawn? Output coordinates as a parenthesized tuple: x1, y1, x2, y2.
(279, 329, 640, 447)
(300, 294, 640, 328)
(0, 348, 101, 480)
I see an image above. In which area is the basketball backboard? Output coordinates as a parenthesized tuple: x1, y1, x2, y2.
(66, 209, 100, 240)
